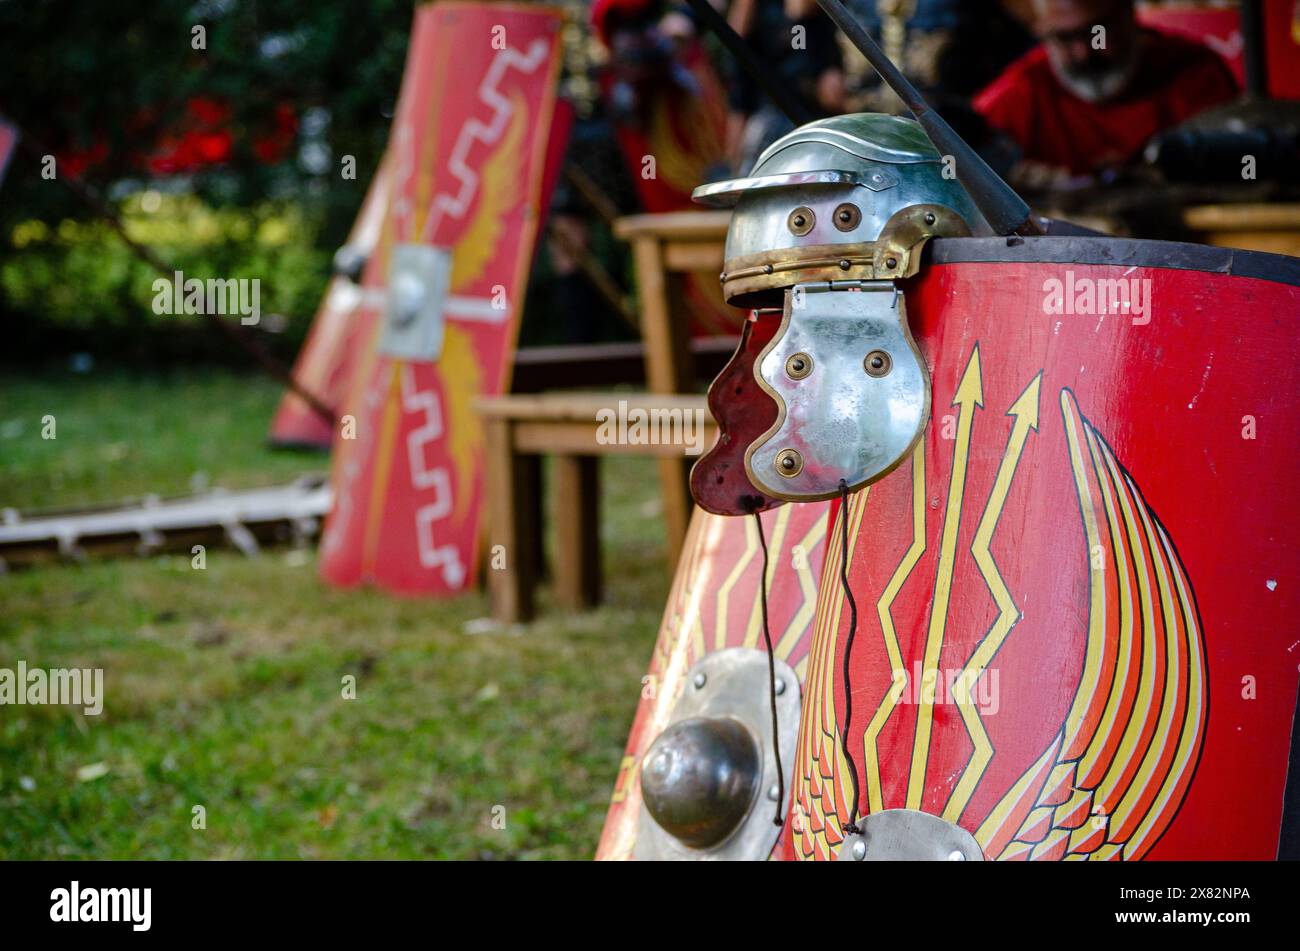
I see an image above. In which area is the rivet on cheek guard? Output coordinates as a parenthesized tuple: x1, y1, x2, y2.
(745, 280, 930, 501)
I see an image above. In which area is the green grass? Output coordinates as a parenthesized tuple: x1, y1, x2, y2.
(0, 369, 668, 859)
(0, 368, 315, 508)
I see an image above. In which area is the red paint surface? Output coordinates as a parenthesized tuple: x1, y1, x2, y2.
(794, 257, 1299, 859)
(691, 310, 784, 516)
(268, 159, 392, 449)
(1139, 0, 1300, 100)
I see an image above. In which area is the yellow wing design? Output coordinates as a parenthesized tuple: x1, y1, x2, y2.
(974, 390, 1207, 860)
(450, 91, 527, 292)
(791, 489, 870, 861)
(442, 91, 528, 521)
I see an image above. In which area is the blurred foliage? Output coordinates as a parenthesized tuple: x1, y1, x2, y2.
(0, 1, 637, 366)
(0, 0, 414, 229)
(3, 193, 331, 363)
(0, 0, 416, 366)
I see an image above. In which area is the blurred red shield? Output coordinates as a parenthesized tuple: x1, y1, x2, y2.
(319, 2, 565, 594)
(268, 158, 392, 450)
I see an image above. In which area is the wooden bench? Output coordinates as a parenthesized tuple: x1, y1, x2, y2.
(510, 337, 736, 393)
(475, 393, 716, 623)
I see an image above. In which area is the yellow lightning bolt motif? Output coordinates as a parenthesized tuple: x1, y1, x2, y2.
(441, 93, 526, 524)
(714, 514, 760, 651)
(908, 344, 982, 810)
(863, 447, 926, 813)
(777, 512, 828, 661)
(943, 371, 1041, 823)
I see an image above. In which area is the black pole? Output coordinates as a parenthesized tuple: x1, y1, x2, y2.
(1239, 0, 1267, 100)
(681, 0, 815, 126)
(813, 0, 1040, 236)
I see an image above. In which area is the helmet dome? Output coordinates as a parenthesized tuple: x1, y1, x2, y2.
(693, 114, 991, 306)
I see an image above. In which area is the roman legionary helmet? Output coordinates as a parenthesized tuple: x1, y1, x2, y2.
(693, 113, 991, 307)
(688, 114, 995, 505)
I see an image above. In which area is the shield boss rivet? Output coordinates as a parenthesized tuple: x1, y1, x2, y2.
(775, 449, 803, 478)
(833, 203, 862, 231)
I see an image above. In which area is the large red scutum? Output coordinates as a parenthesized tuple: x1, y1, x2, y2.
(318, 3, 564, 595)
(267, 159, 391, 450)
(787, 237, 1300, 860)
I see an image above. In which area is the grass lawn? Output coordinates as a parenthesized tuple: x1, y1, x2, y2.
(0, 369, 668, 859)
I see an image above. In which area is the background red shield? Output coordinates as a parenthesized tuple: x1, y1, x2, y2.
(319, 3, 564, 595)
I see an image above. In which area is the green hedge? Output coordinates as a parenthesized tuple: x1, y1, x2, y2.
(1, 193, 331, 367)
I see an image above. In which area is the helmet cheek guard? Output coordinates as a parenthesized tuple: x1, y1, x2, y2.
(742, 277, 930, 502)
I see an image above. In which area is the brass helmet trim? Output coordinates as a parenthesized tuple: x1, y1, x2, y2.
(718, 204, 972, 308)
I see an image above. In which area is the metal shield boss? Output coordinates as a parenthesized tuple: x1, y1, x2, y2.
(746, 279, 929, 500)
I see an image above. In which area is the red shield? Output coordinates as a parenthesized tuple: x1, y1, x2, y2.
(789, 238, 1300, 860)
(268, 158, 391, 450)
(319, 3, 565, 594)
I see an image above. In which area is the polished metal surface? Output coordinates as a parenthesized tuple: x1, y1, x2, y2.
(692, 114, 988, 281)
(379, 242, 451, 360)
(836, 809, 985, 861)
(753, 113, 940, 167)
(691, 168, 891, 206)
(640, 717, 761, 849)
(832, 202, 862, 231)
(332, 242, 368, 282)
(635, 648, 801, 861)
(747, 281, 929, 500)
(787, 206, 816, 236)
(693, 114, 943, 212)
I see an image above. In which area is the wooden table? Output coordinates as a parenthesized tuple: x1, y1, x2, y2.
(1183, 203, 1300, 257)
(612, 210, 731, 562)
(476, 393, 716, 623)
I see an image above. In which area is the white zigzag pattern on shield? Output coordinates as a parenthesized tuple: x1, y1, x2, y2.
(418, 37, 551, 243)
(400, 363, 464, 587)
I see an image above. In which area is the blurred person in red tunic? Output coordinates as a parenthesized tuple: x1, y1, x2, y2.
(973, 0, 1237, 188)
